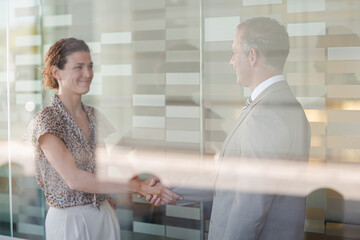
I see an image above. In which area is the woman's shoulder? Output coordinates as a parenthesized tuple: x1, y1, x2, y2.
(33, 105, 58, 122)
(24, 105, 64, 144)
(83, 103, 95, 113)
(83, 104, 108, 120)
(83, 105, 116, 138)
(82, 104, 97, 120)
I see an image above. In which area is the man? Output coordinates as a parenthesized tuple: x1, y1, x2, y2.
(142, 17, 311, 239)
(208, 17, 311, 240)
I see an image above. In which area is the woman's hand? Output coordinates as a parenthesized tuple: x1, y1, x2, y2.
(137, 176, 182, 206)
(137, 177, 160, 203)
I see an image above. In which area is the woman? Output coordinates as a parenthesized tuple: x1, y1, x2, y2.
(25, 38, 181, 239)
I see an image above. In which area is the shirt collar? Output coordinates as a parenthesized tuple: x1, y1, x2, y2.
(51, 94, 94, 125)
(50, 94, 67, 114)
(251, 75, 285, 101)
(51, 94, 95, 145)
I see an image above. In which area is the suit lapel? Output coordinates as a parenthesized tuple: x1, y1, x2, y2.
(214, 81, 290, 188)
(219, 107, 251, 159)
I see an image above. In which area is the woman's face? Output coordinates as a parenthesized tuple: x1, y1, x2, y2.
(56, 51, 93, 96)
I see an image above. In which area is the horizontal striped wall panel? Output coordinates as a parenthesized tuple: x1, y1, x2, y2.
(166, 205, 200, 220)
(166, 226, 200, 240)
(327, 85, 360, 98)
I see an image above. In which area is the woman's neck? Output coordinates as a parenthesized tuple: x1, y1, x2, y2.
(57, 92, 83, 116)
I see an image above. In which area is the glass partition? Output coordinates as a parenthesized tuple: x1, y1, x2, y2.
(1, 0, 46, 239)
(1, 0, 360, 239)
(0, 0, 11, 236)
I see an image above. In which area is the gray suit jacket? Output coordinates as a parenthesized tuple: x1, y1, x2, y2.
(208, 81, 311, 240)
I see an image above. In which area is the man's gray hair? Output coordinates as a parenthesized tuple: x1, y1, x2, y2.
(237, 17, 290, 72)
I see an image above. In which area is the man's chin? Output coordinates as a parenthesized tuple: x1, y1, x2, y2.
(236, 78, 244, 86)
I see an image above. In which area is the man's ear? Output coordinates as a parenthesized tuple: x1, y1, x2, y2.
(248, 48, 258, 67)
(50, 66, 61, 81)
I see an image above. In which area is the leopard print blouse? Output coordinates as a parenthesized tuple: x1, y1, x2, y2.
(25, 95, 115, 209)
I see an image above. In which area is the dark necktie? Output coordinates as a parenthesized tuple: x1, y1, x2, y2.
(242, 98, 252, 110)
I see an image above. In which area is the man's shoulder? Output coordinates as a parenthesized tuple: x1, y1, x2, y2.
(259, 83, 302, 109)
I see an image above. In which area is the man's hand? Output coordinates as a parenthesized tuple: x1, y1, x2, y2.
(137, 177, 159, 200)
(137, 177, 162, 205)
(136, 176, 182, 206)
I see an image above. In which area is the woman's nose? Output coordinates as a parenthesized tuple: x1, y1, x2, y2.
(84, 68, 92, 78)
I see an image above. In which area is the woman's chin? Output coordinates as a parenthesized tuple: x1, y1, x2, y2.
(77, 87, 91, 95)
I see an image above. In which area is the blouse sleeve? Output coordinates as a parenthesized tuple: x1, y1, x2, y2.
(94, 108, 116, 140)
(24, 108, 64, 148)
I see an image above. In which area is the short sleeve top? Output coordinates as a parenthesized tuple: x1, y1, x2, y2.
(24, 95, 115, 209)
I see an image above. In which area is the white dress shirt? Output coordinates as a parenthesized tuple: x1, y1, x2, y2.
(251, 75, 285, 101)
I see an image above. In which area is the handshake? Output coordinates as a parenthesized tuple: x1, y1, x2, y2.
(131, 176, 182, 206)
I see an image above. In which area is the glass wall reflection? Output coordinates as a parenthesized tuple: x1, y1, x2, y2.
(1, 0, 46, 239)
(1, 0, 360, 239)
(0, 0, 11, 236)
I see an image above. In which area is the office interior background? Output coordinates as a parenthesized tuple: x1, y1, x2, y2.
(1, 0, 360, 239)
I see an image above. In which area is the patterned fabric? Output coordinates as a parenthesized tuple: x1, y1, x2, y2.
(25, 95, 115, 209)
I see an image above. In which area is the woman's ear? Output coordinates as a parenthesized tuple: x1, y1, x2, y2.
(50, 66, 61, 81)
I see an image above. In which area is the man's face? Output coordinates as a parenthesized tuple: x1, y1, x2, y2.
(229, 29, 251, 86)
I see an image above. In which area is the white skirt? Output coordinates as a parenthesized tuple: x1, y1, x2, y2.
(45, 200, 121, 240)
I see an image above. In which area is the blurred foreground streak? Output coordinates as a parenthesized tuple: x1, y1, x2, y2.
(97, 147, 360, 201)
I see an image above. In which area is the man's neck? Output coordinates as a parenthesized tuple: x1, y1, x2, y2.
(250, 74, 285, 101)
(249, 69, 282, 91)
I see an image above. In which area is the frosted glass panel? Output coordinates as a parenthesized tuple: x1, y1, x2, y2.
(204, 16, 240, 42)
(1, 0, 360, 239)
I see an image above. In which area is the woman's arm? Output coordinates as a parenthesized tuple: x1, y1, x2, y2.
(39, 133, 181, 204)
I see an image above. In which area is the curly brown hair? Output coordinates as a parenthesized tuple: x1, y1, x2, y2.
(42, 38, 90, 89)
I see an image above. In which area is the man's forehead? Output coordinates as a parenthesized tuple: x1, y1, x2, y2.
(232, 30, 242, 49)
